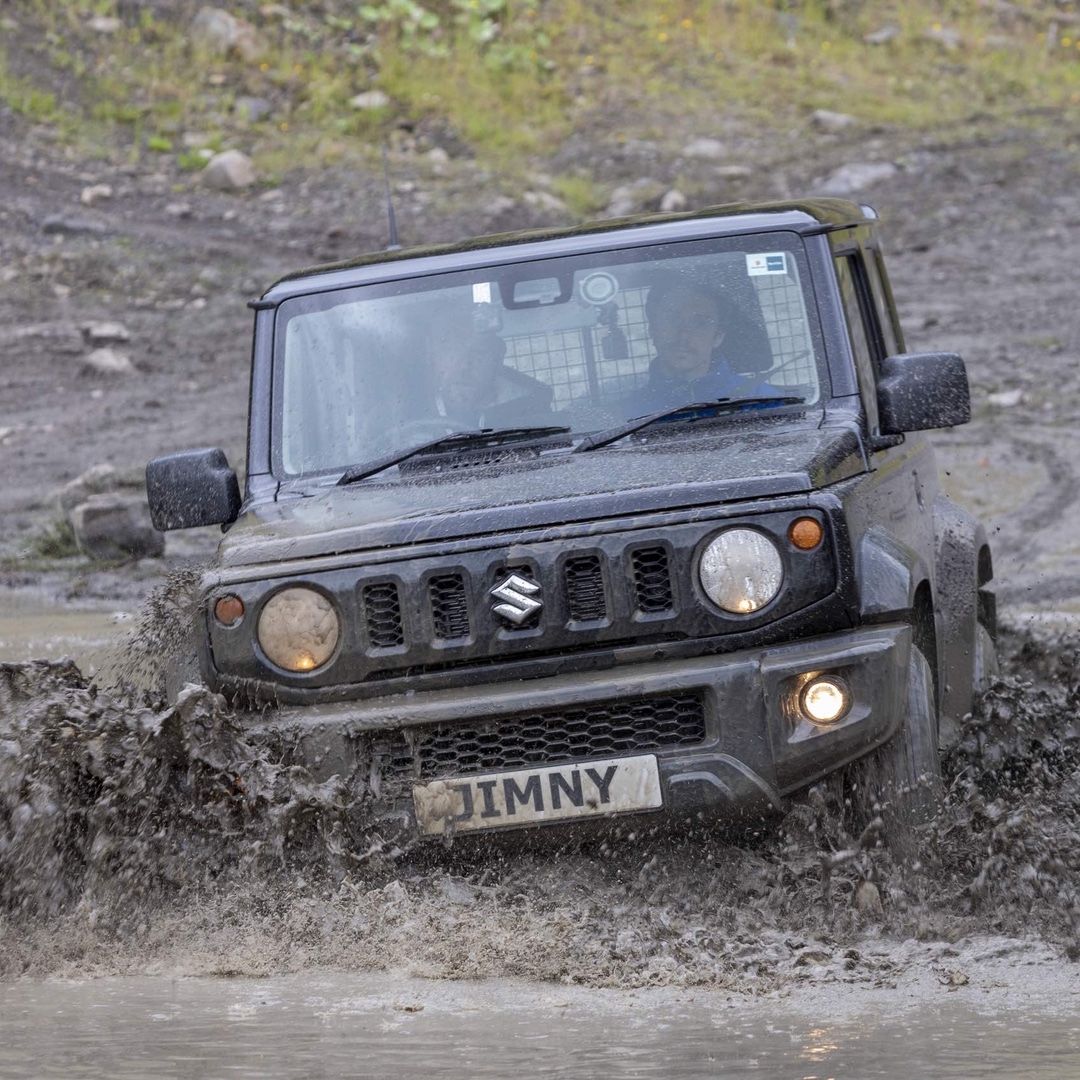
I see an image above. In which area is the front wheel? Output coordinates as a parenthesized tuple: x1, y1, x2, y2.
(849, 644, 941, 856)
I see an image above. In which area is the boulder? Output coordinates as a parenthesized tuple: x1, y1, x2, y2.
(350, 90, 390, 110)
(190, 7, 263, 62)
(82, 321, 131, 346)
(817, 162, 897, 196)
(54, 464, 119, 519)
(812, 109, 856, 133)
(80, 183, 114, 206)
(201, 150, 256, 191)
(681, 137, 726, 160)
(234, 96, 274, 124)
(83, 347, 135, 375)
(71, 494, 165, 560)
(660, 189, 687, 213)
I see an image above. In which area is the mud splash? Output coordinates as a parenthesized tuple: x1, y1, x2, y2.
(2, 594, 1079, 986)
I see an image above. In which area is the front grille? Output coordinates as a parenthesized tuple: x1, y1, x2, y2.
(631, 546, 674, 613)
(564, 554, 607, 621)
(372, 693, 707, 783)
(361, 582, 405, 648)
(430, 573, 470, 640)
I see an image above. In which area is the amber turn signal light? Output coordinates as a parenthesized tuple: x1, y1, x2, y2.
(789, 517, 824, 551)
(214, 594, 245, 627)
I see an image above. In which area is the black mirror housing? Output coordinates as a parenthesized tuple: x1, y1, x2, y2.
(877, 351, 971, 435)
(146, 448, 241, 531)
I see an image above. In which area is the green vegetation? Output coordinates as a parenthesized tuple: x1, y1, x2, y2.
(2, 1, 1080, 175)
(22, 518, 79, 561)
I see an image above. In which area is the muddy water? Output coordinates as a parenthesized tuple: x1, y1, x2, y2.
(0, 592, 130, 668)
(2, 972, 1079, 1079)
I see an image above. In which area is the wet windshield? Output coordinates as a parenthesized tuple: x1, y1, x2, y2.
(273, 234, 825, 478)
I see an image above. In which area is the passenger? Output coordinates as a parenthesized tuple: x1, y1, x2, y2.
(624, 274, 777, 419)
(429, 320, 553, 430)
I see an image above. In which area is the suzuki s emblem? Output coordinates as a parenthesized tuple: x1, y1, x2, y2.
(491, 573, 542, 626)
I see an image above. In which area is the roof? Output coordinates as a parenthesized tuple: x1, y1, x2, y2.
(261, 197, 872, 304)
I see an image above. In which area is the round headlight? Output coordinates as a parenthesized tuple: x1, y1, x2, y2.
(699, 528, 783, 614)
(257, 587, 340, 673)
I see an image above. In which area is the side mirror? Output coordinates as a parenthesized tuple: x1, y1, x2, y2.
(146, 448, 241, 531)
(877, 352, 971, 435)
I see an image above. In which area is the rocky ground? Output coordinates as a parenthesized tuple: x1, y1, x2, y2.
(3, 98, 1080, 613)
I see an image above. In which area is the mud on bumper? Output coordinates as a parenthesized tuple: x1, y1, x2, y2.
(251, 624, 911, 834)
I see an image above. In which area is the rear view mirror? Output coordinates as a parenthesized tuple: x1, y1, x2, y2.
(877, 352, 971, 435)
(146, 448, 241, 531)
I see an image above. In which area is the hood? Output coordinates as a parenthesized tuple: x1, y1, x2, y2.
(218, 424, 865, 569)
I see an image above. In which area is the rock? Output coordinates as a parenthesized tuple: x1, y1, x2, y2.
(485, 196, 516, 216)
(83, 348, 135, 376)
(81, 321, 131, 346)
(0, 322, 84, 354)
(715, 164, 753, 179)
(88, 15, 122, 33)
(71, 494, 165, 561)
(988, 388, 1024, 407)
(201, 150, 256, 191)
(812, 109, 856, 133)
(660, 188, 687, 213)
(234, 96, 274, 124)
(190, 6, 263, 62)
(924, 25, 962, 51)
(523, 191, 568, 214)
(197, 266, 224, 287)
(818, 162, 897, 196)
(164, 201, 193, 218)
(80, 183, 114, 206)
(42, 214, 107, 236)
(863, 26, 900, 45)
(426, 146, 450, 164)
(606, 185, 637, 217)
(53, 464, 120, 519)
(350, 90, 390, 110)
(681, 137, 726, 160)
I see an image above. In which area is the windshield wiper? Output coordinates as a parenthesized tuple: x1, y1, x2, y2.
(573, 397, 804, 454)
(337, 426, 572, 486)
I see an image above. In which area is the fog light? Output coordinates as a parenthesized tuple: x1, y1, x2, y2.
(213, 594, 245, 627)
(800, 675, 850, 724)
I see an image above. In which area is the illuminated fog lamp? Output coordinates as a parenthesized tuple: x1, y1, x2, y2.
(257, 586, 340, 673)
(213, 594, 245, 627)
(789, 517, 823, 551)
(800, 676, 850, 725)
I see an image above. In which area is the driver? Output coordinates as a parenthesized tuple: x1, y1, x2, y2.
(624, 273, 776, 418)
(428, 313, 553, 430)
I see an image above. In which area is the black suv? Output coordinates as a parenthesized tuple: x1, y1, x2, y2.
(148, 199, 996, 839)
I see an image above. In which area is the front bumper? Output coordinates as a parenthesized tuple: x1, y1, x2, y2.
(251, 623, 911, 832)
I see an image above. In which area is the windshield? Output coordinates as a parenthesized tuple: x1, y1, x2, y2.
(272, 234, 825, 478)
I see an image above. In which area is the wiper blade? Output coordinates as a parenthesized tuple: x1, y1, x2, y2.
(573, 397, 804, 454)
(337, 426, 571, 486)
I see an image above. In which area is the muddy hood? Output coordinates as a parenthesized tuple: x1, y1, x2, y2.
(218, 426, 864, 569)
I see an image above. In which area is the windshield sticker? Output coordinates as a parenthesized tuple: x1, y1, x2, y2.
(472, 281, 492, 304)
(746, 252, 788, 276)
(579, 271, 619, 305)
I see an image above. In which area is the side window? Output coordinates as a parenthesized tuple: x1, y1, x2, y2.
(864, 249, 902, 357)
(834, 254, 882, 434)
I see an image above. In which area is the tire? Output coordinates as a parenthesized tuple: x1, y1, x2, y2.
(849, 644, 941, 857)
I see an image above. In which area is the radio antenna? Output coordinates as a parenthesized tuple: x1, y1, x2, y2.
(381, 145, 401, 251)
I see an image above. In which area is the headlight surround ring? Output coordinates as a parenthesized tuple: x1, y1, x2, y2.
(257, 586, 341, 673)
(698, 528, 784, 615)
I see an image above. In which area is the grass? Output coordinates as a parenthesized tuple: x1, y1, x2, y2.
(3, 1, 1080, 183)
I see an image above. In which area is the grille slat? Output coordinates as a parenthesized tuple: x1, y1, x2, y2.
(373, 693, 706, 783)
(361, 582, 405, 648)
(564, 554, 607, 622)
(429, 573, 471, 640)
(631, 546, 674, 613)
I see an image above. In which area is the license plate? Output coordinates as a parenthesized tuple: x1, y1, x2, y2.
(412, 754, 663, 836)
